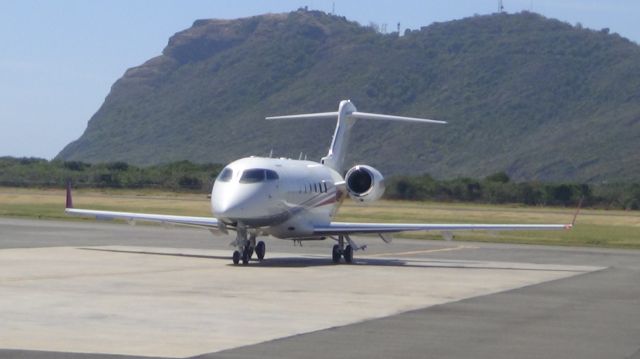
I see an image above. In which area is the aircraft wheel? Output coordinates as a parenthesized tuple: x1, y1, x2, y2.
(247, 247, 254, 259)
(332, 244, 341, 263)
(242, 247, 251, 265)
(232, 250, 240, 265)
(256, 241, 266, 260)
(344, 245, 353, 264)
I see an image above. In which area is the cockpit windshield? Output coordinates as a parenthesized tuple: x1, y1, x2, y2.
(240, 169, 265, 183)
(239, 169, 279, 184)
(266, 169, 279, 180)
(216, 168, 233, 182)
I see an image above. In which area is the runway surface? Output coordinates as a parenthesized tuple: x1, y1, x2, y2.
(1, 217, 639, 359)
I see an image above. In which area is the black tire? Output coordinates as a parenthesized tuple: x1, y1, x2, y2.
(242, 247, 250, 265)
(247, 247, 254, 259)
(232, 250, 240, 265)
(344, 245, 353, 264)
(332, 244, 341, 263)
(256, 241, 266, 260)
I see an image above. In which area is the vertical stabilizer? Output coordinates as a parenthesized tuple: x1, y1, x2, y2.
(321, 100, 357, 173)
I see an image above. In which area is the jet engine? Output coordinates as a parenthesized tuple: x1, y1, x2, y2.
(345, 165, 385, 203)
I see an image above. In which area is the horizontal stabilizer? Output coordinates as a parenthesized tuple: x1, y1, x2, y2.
(266, 111, 446, 124)
(266, 112, 338, 120)
(350, 111, 446, 124)
(266, 100, 445, 172)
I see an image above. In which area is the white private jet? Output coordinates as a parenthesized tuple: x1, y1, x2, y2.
(66, 100, 573, 265)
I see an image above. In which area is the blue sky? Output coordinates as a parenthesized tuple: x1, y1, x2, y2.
(2, 0, 639, 159)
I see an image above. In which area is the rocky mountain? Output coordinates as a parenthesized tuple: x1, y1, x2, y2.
(57, 10, 640, 182)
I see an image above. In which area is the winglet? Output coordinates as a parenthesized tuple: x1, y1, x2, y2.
(570, 197, 583, 228)
(65, 181, 73, 209)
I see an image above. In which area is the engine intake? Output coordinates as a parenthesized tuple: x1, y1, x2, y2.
(345, 165, 385, 203)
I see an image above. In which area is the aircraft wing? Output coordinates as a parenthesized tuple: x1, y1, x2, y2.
(313, 222, 572, 235)
(63, 184, 219, 228)
(65, 208, 219, 228)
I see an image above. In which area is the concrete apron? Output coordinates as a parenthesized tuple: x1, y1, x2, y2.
(0, 246, 602, 358)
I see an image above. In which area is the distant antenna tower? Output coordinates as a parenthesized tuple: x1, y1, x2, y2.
(397, 22, 400, 35)
(499, 0, 504, 12)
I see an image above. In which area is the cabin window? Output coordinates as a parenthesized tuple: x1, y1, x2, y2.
(323, 182, 328, 192)
(314, 183, 318, 192)
(240, 169, 266, 183)
(217, 168, 233, 182)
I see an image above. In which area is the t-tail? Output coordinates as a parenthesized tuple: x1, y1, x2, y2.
(266, 100, 446, 173)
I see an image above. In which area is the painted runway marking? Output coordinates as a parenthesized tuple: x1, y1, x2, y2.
(367, 244, 476, 258)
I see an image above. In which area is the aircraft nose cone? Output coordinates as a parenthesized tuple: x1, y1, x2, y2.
(212, 190, 260, 219)
(213, 200, 243, 218)
(211, 181, 268, 220)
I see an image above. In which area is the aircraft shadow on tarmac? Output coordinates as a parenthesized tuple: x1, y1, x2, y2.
(78, 247, 581, 272)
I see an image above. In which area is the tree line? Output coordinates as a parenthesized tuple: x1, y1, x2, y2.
(1, 157, 639, 210)
(0, 157, 222, 191)
(385, 172, 640, 210)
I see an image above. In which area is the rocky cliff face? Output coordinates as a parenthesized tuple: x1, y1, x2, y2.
(57, 10, 640, 182)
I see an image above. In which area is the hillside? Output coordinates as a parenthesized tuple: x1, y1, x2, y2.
(57, 10, 640, 182)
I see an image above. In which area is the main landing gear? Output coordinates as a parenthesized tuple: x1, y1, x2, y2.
(332, 234, 360, 264)
(231, 225, 266, 265)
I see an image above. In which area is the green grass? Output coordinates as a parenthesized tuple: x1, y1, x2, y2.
(0, 187, 210, 220)
(1, 187, 639, 249)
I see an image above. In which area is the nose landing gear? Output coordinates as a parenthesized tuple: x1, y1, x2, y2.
(231, 225, 266, 265)
(256, 240, 266, 260)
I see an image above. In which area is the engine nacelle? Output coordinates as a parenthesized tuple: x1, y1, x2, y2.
(345, 165, 385, 203)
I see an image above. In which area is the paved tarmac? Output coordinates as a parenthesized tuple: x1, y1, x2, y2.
(1, 217, 639, 359)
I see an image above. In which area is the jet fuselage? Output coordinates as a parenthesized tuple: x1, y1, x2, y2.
(211, 156, 345, 239)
